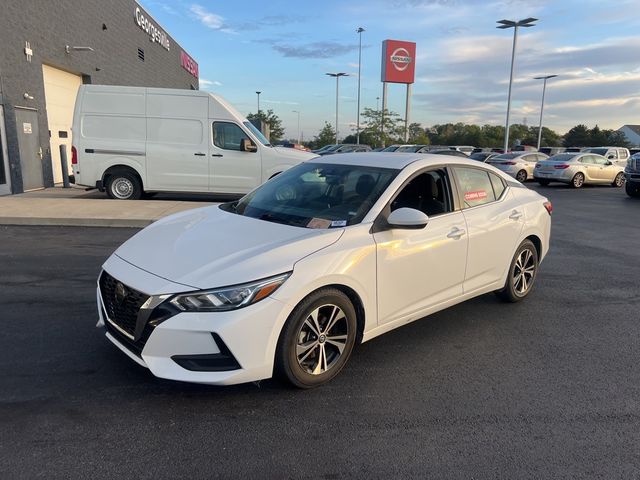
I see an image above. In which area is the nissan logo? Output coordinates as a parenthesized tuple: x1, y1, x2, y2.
(114, 282, 128, 305)
(390, 47, 412, 71)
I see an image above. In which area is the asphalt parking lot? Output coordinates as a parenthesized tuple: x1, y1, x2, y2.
(1, 184, 638, 479)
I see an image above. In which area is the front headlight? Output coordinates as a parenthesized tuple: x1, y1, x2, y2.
(169, 272, 291, 312)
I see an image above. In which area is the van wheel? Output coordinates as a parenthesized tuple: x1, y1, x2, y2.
(106, 170, 142, 200)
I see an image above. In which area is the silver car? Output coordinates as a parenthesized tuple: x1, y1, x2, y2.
(534, 152, 625, 188)
(487, 152, 549, 182)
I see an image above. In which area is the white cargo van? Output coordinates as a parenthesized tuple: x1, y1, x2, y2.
(71, 85, 315, 199)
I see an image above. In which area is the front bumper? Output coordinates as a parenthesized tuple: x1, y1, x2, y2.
(97, 257, 291, 385)
(624, 171, 640, 185)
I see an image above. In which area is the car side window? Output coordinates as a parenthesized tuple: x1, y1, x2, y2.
(453, 167, 497, 208)
(489, 173, 506, 199)
(593, 156, 608, 165)
(390, 169, 452, 217)
(580, 155, 595, 164)
(618, 149, 628, 159)
(523, 154, 536, 163)
(212, 122, 249, 151)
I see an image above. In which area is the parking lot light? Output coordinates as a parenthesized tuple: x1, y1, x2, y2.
(326, 73, 349, 144)
(497, 17, 538, 152)
(534, 74, 558, 150)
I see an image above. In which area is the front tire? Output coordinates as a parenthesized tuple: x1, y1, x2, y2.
(275, 288, 357, 389)
(571, 172, 585, 188)
(515, 170, 527, 182)
(537, 179, 550, 186)
(495, 239, 539, 303)
(626, 181, 640, 197)
(612, 172, 624, 188)
(106, 170, 142, 200)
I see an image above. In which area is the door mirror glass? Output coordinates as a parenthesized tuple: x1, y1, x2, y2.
(387, 208, 429, 229)
(241, 138, 257, 153)
(605, 160, 612, 166)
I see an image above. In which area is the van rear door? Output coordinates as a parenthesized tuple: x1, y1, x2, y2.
(145, 91, 209, 192)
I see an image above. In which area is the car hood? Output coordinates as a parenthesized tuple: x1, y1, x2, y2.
(114, 206, 343, 290)
(271, 146, 317, 161)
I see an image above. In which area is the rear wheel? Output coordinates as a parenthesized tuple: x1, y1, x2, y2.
(495, 239, 539, 303)
(537, 179, 550, 186)
(105, 169, 142, 200)
(612, 172, 625, 187)
(515, 170, 527, 182)
(571, 172, 585, 188)
(626, 181, 640, 197)
(275, 288, 357, 389)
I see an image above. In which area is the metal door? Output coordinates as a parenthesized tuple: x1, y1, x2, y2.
(15, 108, 44, 191)
(0, 105, 11, 195)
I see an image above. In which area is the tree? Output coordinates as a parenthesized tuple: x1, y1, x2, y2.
(563, 124, 590, 147)
(606, 130, 631, 147)
(313, 122, 336, 147)
(359, 107, 405, 147)
(246, 109, 284, 143)
(408, 123, 430, 145)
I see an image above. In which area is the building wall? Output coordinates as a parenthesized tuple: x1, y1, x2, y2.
(0, 0, 198, 193)
(619, 126, 640, 147)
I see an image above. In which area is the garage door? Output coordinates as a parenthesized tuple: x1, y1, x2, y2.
(42, 65, 82, 184)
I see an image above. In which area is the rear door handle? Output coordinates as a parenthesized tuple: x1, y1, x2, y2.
(447, 227, 466, 239)
(211, 153, 223, 157)
(194, 152, 206, 156)
(509, 210, 523, 220)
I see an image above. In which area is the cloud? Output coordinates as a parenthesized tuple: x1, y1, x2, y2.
(271, 41, 360, 59)
(263, 99, 300, 106)
(190, 4, 235, 33)
(199, 78, 223, 90)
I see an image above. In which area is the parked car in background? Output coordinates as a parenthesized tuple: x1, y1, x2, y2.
(97, 152, 552, 387)
(277, 142, 311, 152)
(312, 145, 337, 154)
(487, 152, 549, 182)
(565, 147, 584, 153)
(539, 147, 565, 156)
(427, 149, 469, 158)
(629, 148, 640, 156)
(72, 85, 315, 200)
(448, 145, 474, 155)
(469, 152, 499, 162)
(624, 152, 640, 197)
(321, 144, 371, 155)
(396, 145, 428, 153)
(513, 145, 538, 152)
(582, 147, 630, 167)
(534, 152, 625, 188)
(381, 145, 403, 152)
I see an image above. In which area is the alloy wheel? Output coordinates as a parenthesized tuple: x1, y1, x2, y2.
(513, 248, 536, 295)
(295, 304, 349, 375)
(572, 173, 584, 188)
(614, 173, 624, 187)
(516, 170, 527, 182)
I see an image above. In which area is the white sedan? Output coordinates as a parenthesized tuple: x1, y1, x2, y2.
(97, 153, 552, 388)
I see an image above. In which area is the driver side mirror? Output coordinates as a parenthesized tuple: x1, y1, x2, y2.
(386, 208, 429, 229)
(241, 138, 257, 153)
(607, 154, 615, 159)
(605, 160, 613, 166)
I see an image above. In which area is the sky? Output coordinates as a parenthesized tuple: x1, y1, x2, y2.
(141, 0, 640, 141)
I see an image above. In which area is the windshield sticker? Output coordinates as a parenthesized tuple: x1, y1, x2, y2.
(464, 190, 487, 201)
(307, 218, 332, 229)
(330, 220, 347, 228)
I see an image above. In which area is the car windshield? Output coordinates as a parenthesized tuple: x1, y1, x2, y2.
(223, 162, 399, 228)
(243, 121, 271, 146)
(492, 153, 520, 160)
(381, 145, 399, 152)
(585, 148, 607, 155)
(469, 153, 488, 160)
(548, 153, 578, 161)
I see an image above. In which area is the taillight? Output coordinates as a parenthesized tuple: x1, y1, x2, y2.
(543, 201, 553, 215)
(71, 146, 78, 165)
(554, 164, 570, 169)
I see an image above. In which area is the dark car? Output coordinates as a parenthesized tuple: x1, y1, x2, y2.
(625, 153, 640, 197)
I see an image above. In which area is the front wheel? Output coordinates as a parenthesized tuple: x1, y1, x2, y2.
(571, 172, 585, 188)
(106, 170, 142, 200)
(495, 239, 539, 303)
(275, 288, 357, 388)
(515, 170, 527, 182)
(626, 181, 640, 197)
(612, 172, 625, 188)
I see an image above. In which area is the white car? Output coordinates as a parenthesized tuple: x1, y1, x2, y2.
(97, 153, 552, 388)
(488, 152, 549, 182)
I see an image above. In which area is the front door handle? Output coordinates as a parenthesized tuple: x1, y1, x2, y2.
(211, 153, 223, 157)
(509, 210, 523, 220)
(447, 227, 466, 239)
(194, 152, 206, 156)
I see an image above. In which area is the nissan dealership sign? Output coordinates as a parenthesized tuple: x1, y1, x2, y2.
(381, 40, 416, 84)
(135, 6, 170, 51)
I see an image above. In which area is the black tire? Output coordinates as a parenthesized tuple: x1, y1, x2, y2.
(626, 181, 640, 198)
(275, 288, 357, 389)
(612, 172, 625, 188)
(105, 169, 143, 200)
(537, 179, 550, 186)
(515, 170, 527, 182)
(571, 172, 585, 189)
(495, 239, 539, 303)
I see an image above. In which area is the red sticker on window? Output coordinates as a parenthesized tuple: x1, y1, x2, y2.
(464, 190, 487, 201)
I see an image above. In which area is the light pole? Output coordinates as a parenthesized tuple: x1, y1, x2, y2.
(534, 74, 557, 150)
(256, 91, 261, 115)
(356, 27, 365, 145)
(292, 110, 301, 144)
(326, 73, 348, 144)
(497, 17, 537, 152)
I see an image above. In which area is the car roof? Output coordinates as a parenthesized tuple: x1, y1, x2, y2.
(307, 152, 496, 170)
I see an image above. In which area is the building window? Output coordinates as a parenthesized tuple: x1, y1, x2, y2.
(137, 48, 145, 61)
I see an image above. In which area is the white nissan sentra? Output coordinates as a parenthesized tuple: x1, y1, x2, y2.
(97, 153, 552, 388)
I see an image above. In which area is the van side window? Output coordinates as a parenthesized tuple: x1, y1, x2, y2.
(213, 122, 249, 151)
